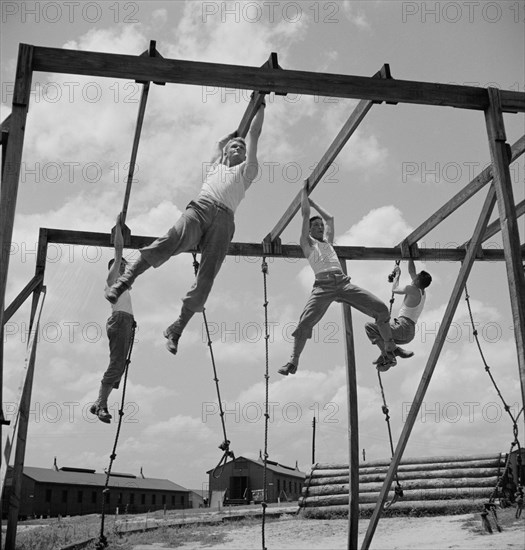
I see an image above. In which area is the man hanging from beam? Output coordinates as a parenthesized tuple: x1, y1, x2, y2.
(365, 259, 432, 369)
(105, 102, 266, 355)
(279, 181, 398, 376)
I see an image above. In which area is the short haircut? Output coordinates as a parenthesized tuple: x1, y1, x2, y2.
(309, 215, 323, 227)
(108, 258, 127, 270)
(224, 137, 246, 151)
(419, 270, 432, 289)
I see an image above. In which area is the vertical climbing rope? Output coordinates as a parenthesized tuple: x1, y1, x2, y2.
(464, 285, 524, 529)
(96, 321, 136, 550)
(192, 253, 234, 478)
(261, 257, 270, 550)
(378, 260, 403, 508)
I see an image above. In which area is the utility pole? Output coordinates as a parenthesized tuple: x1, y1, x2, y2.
(311, 417, 316, 464)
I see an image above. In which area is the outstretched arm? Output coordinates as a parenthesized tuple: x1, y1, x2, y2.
(308, 197, 334, 244)
(107, 214, 124, 286)
(243, 102, 265, 183)
(407, 258, 417, 282)
(299, 181, 312, 254)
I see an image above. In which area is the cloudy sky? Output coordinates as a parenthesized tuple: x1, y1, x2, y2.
(1, 1, 524, 493)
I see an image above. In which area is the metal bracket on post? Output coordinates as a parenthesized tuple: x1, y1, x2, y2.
(137, 40, 166, 86)
(400, 240, 419, 259)
(372, 63, 397, 105)
(262, 235, 282, 256)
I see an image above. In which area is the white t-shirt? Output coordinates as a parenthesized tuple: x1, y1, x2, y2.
(307, 239, 342, 275)
(106, 287, 133, 316)
(398, 289, 426, 323)
(199, 162, 252, 213)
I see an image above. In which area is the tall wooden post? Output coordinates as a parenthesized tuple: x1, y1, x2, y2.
(361, 185, 497, 550)
(5, 288, 45, 550)
(0, 43, 33, 482)
(340, 260, 359, 550)
(484, 87, 525, 432)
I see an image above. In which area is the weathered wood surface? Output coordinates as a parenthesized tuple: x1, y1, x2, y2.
(301, 486, 492, 507)
(30, 45, 525, 111)
(304, 476, 499, 497)
(42, 228, 523, 261)
(314, 453, 504, 469)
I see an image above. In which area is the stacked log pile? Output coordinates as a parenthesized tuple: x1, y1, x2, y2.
(299, 453, 508, 518)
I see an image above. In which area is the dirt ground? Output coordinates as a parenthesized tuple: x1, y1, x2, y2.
(131, 513, 525, 550)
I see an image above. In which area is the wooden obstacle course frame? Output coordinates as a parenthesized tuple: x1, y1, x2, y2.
(1, 42, 524, 550)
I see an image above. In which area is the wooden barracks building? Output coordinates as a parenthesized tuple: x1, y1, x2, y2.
(207, 455, 306, 505)
(2, 466, 191, 518)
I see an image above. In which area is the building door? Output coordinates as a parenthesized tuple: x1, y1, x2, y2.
(230, 476, 248, 500)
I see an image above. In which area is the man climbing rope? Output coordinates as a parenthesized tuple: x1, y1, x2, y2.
(365, 259, 432, 370)
(91, 214, 135, 423)
(105, 103, 265, 355)
(279, 181, 398, 376)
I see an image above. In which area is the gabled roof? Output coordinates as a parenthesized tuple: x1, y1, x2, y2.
(21, 466, 190, 492)
(206, 456, 306, 479)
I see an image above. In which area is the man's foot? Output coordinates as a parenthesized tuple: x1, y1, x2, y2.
(278, 362, 298, 376)
(376, 352, 397, 372)
(394, 346, 414, 359)
(163, 328, 181, 355)
(89, 403, 112, 424)
(104, 281, 128, 304)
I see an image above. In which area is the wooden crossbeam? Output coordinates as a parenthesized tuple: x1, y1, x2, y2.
(29, 45, 525, 112)
(399, 134, 525, 248)
(41, 228, 524, 262)
(265, 65, 391, 245)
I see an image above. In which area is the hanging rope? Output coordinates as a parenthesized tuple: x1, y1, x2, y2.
(464, 285, 524, 530)
(191, 253, 235, 479)
(96, 321, 137, 550)
(378, 260, 403, 509)
(261, 257, 270, 550)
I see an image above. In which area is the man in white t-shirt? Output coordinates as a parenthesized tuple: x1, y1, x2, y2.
(91, 215, 136, 423)
(105, 103, 265, 355)
(365, 259, 431, 368)
(279, 182, 398, 376)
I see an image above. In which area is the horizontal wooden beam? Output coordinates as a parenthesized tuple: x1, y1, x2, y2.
(399, 134, 525, 248)
(42, 228, 523, 261)
(29, 45, 525, 112)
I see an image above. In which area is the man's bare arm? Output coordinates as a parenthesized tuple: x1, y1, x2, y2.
(244, 102, 265, 182)
(309, 197, 334, 244)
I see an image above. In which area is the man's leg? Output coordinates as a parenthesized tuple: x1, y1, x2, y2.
(364, 321, 387, 364)
(165, 207, 234, 355)
(92, 313, 134, 423)
(338, 280, 397, 368)
(390, 318, 415, 359)
(279, 285, 333, 376)
(105, 205, 205, 304)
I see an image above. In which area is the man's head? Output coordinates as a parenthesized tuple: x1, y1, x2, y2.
(415, 270, 432, 289)
(108, 257, 127, 274)
(309, 215, 324, 241)
(222, 138, 247, 167)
